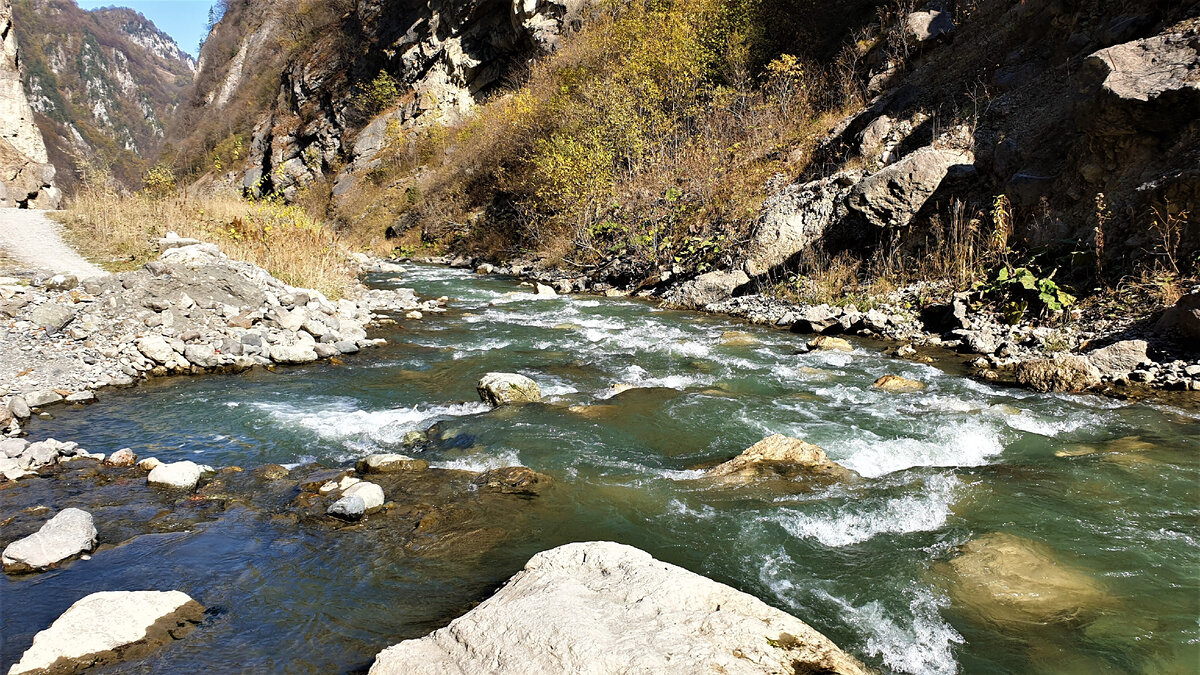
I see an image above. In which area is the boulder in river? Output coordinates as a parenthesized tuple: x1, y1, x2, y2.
(328, 494, 367, 521)
(343, 481, 385, 512)
(941, 532, 1113, 629)
(8, 590, 204, 675)
(704, 434, 858, 483)
(356, 453, 429, 474)
(1014, 355, 1101, 392)
(2, 508, 97, 573)
(662, 270, 750, 309)
(477, 372, 542, 406)
(147, 461, 205, 490)
(872, 374, 926, 393)
(105, 448, 138, 467)
(368, 541, 870, 675)
(472, 466, 552, 496)
(808, 336, 853, 352)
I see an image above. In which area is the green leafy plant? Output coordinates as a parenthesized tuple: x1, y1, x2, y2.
(977, 264, 1076, 323)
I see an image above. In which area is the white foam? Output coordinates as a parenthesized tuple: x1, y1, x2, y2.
(430, 448, 523, 472)
(817, 586, 963, 675)
(1003, 410, 1097, 436)
(253, 399, 488, 448)
(772, 474, 961, 546)
(834, 421, 1005, 477)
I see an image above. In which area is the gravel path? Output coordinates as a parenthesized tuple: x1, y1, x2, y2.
(0, 209, 107, 278)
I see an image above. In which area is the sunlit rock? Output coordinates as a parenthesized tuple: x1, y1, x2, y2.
(704, 434, 858, 483)
(477, 372, 542, 406)
(2, 508, 96, 573)
(872, 374, 926, 392)
(368, 541, 870, 675)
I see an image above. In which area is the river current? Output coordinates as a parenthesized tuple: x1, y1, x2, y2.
(3, 264, 1198, 673)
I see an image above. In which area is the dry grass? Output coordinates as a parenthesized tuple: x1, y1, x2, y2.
(58, 186, 356, 299)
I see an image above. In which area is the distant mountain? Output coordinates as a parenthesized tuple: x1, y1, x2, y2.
(11, 0, 195, 192)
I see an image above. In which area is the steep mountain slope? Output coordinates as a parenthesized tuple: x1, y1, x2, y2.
(172, 0, 582, 199)
(11, 0, 195, 192)
(0, 0, 56, 207)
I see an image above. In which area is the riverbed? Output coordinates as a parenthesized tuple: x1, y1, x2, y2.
(3, 264, 1197, 674)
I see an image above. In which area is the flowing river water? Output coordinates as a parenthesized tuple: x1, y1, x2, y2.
(3, 264, 1198, 674)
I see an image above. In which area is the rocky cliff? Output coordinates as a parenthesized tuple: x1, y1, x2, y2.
(0, 0, 57, 208)
(175, 0, 581, 200)
(11, 0, 195, 192)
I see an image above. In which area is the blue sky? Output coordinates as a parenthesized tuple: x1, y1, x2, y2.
(77, 1, 217, 57)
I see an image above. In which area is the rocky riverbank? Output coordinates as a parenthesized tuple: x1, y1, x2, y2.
(421, 254, 1200, 399)
(0, 235, 443, 434)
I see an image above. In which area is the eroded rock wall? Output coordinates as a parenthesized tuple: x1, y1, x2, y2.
(0, 0, 56, 208)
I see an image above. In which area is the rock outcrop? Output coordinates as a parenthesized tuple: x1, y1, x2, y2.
(704, 434, 858, 483)
(661, 269, 750, 309)
(368, 541, 870, 674)
(477, 372, 542, 406)
(1014, 355, 1101, 393)
(2, 507, 96, 573)
(8, 590, 204, 675)
(0, 0, 57, 208)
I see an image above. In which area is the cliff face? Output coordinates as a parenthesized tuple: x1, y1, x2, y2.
(177, 0, 581, 200)
(11, 0, 195, 192)
(0, 0, 57, 208)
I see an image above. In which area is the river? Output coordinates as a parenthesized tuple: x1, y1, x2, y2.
(3, 264, 1198, 674)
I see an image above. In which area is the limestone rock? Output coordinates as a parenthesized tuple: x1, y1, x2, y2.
(1015, 355, 1101, 393)
(705, 434, 858, 483)
(942, 532, 1113, 628)
(356, 453, 429, 474)
(23, 389, 62, 408)
(29, 303, 75, 333)
(905, 10, 955, 43)
(147, 460, 204, 490)
(1086, 339, 1148, 377)
(1088, 32, 1200, 103)
(327, 494, 366, 520)
(872, 374, 925, 392)
(477, 372, 542, 406)
(744, 173, 857, 277)
(8, 590, 204, 675)
(846, 146, 974, 229)
(105, 448, 138, 467)
(137, 335, 176, 365)
(368, 541, 869, 675)
(343, 481, 384, 512)
(472, 466, 552, 495)
(2, 508, 97, 573)
(663, 270, 751, 309)
(8, 394, 30, 419)
(809, 336, 853, 352)
(534, 282, 557, 296)
(269, 343, 319, 364)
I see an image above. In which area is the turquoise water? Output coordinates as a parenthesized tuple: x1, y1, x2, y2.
(4, 264, 1198, 673)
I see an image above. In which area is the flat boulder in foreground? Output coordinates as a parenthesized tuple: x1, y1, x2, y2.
(9, 590, 204, 675)
(369, 541, 870, 675)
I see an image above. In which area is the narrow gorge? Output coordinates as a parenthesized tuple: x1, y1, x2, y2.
(0, 1, 1197, 674)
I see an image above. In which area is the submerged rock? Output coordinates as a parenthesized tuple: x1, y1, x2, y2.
(2, 507, 97, 573)
(1015, 355, 1101, 392)
(328, 494, 367, 521)
(9, 590, 204, 675)
(477, 372, 542, 406)
(941, 532, 1113, 628)
(368, 541, 869, 675)
(872, 374, 926, 393)
(472, 466, 552, 496)
(704, 434, 858, 483)
(357, 454, 429, 474)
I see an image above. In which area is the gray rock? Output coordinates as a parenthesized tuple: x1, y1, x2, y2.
(2, 508, 97, 573)
(955, 329, 998, 355)
(147, 460, 203, 490)
(1088, 339, 1149, 377)
(270, 343, 319, 364)
(744, 173, 857, 277)
(1, 438, 30, 458)
(846, 147, 975, 229)
(65, 391, 96, 404)
(1088, 32, 1200, 103)
(183, 344, 219, 368)
(367, 541, 870, 675)
(343, 481, 385, 512)
(137, 335, 176, 364)
(8, 395, 30, 419)
(30, 303, 76, 333)
(1015, 355, 1101, 393)
(314, 343, 339, 358)
(335, 340, 360, 354)
(905, 10, 955, 42)
(8, 590, 204, 675)
(24, 389, 63, 408)
(477, 372, 542, 406)
(105, 448, 138, 467)
(1154, 293, 1200, 340)
(43, 274, 79, 291)
(328, 494, 366, 520)
(663, 270, 750, 309)
(791, 305, 841, 334)
(356, 453, 429, 474)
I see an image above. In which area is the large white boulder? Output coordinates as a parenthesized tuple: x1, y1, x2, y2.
(369, 541, 869, 674)
(476, 372, 542, 406)
(8, 590, 204, 675)
(2, 508, 97, 573)
(146, 460, 204, 490)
